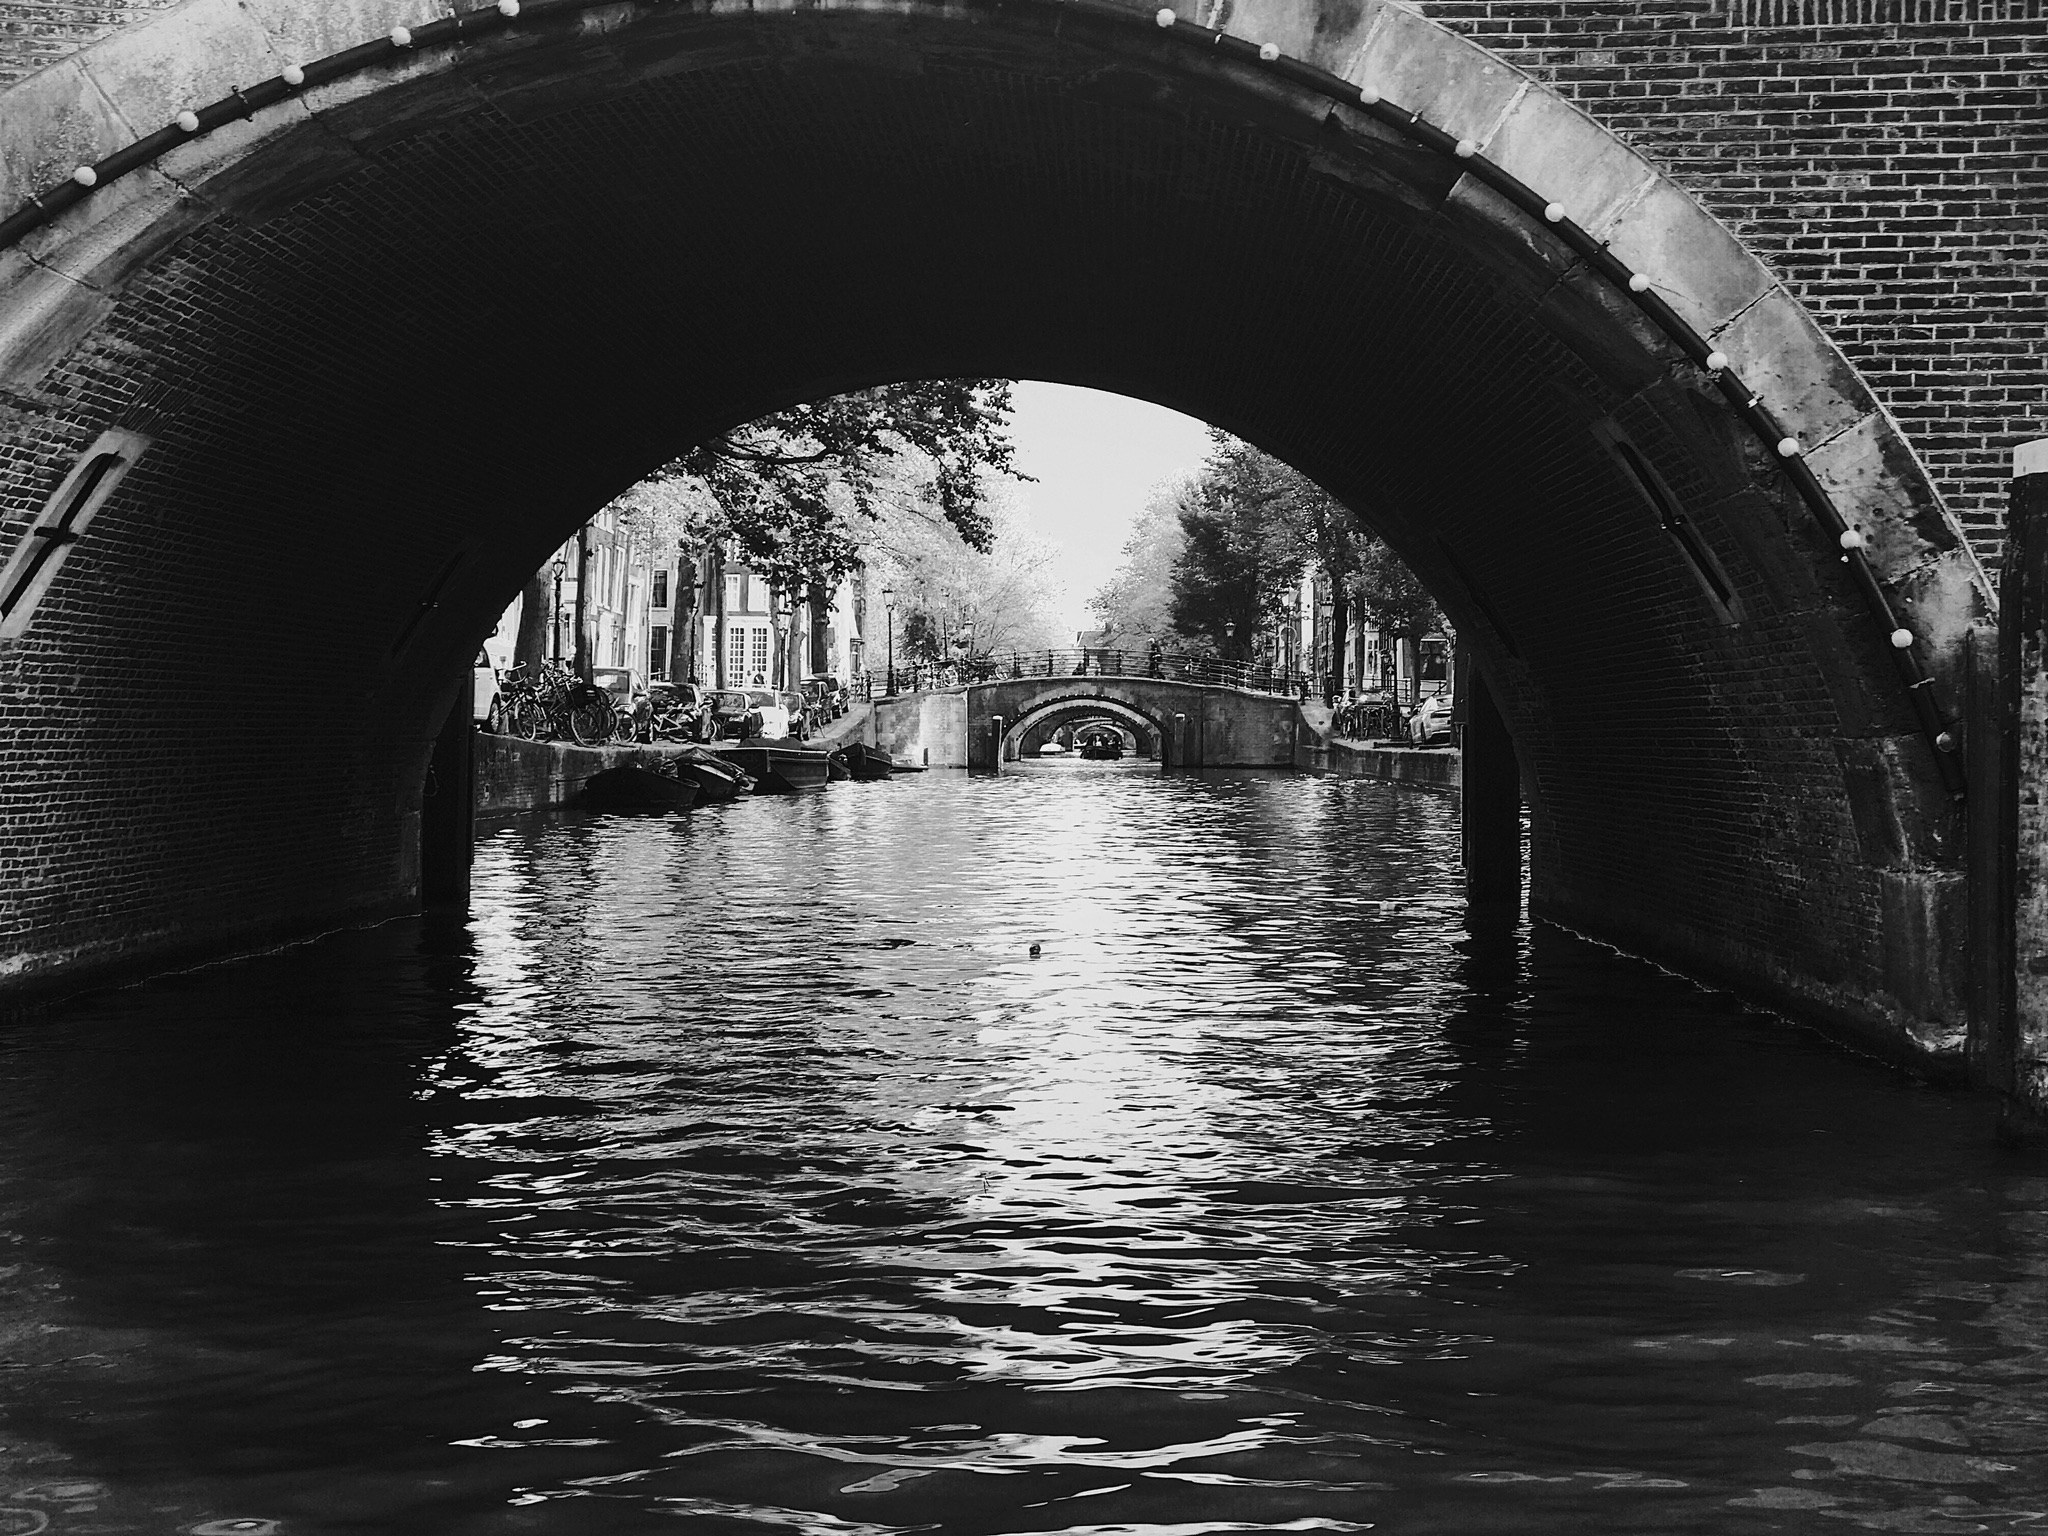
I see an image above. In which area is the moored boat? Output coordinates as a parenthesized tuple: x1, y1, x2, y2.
(839, 742, 896, 781)
(669, 744, 752, 802)
(582, 764, 700, 812)
(710, 744, 833, 793)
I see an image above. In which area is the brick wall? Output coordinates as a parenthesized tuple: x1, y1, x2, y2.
(0, 0, 180, 85)
(1407, 0, 2048, 559)
(9, 0, 2035, 559)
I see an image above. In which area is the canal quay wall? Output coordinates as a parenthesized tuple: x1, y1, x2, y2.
(476, 706, 875, 816)
(1305, 740, 1462, 793)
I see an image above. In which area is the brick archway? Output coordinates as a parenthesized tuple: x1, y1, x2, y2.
(0, 0, 1994, 1069)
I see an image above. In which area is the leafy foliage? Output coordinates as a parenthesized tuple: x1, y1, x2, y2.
(1094, 431, 1442, 668)
(1167, 434, 1320, 656)
(1352, 536, 1442, 640)
(652, 380, 1026, 592)
(1088, 477, 1189, 645)
(870, 482, 1068, 664)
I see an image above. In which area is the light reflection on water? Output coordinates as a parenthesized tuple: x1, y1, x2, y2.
(0, 760, 2044, 1534)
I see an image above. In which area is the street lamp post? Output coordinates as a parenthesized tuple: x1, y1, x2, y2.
(548, 557, 565, 663)
(883, 585, 896, 696)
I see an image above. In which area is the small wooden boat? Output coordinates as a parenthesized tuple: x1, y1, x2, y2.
(582, 764, 700, 812)
(839, 742, 897, 782)
(669, 745, 752, 802)
(826, 751, 853, 781)
(711, 744, 833, 793)
(1077, 730, 1124, 760)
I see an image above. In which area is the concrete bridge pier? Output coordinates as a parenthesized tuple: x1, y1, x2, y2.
(1997, 442, 2048, 1132)
(421, 669, 475, 909)
(1462, 669, 1521, 918)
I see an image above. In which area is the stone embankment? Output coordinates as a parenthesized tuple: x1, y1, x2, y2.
(477, 705, 875, 817)
(1308, 739, 1461, 792)
(1292, 705, 1461, 791)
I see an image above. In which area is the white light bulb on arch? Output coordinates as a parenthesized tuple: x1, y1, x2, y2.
(176, 110, 200, 133)
(1776, 436, 1801, 458)
(389, 24, 413, 46)
(71, 165, 97, 187)
(282, 64, 306, 86)
(1628, 272, 1651, 293)
(1257, 41, 1280, 60)
(1890, 628, 1915, 650)
(1154, 7, 1175, 24)
(1542, 202, 1565, 222)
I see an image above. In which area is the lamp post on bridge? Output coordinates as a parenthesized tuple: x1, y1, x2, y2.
(883, 584, 896, 696)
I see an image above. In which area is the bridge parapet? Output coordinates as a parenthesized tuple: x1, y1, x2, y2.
(865, 649, 1308, 702)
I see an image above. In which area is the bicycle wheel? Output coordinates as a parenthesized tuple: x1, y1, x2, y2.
(505, 694, 538, 740)
(568, 695, 613, 747)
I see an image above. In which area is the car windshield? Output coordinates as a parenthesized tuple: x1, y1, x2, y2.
(746, 691, 778, 708)
(713, 692, 747, 709)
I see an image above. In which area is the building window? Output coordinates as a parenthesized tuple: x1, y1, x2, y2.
(729, 626, 748, 681)
(750, 627, 770, 683)
(725, 575, 742, 611)
(653, 570, 668, 610)
(0, 429, 149, 642)
(650, 625, 667, 677)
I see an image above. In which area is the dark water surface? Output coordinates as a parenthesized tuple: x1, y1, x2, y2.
(2, 762, 2044, 1535)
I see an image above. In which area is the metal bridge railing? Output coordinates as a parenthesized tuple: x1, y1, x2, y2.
(860, 648, 1312, 700)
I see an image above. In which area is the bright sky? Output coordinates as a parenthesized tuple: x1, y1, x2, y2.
(1004, 381, 1214, 638)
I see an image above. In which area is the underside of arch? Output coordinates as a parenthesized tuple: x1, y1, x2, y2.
(1010, 699, 1166, 759)
(0, 0, 1994, 1067)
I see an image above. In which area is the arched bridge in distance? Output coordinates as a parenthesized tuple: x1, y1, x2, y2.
(871, 660, 1300, 773)
(0, 0, 2041, 1124)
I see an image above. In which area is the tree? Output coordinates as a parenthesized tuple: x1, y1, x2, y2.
(1351, 537, 1442, 643)
(869, 482, 1067, 667)
(1167, 434, 1311, 657)
(658, 379, 1026, 592)
(1088, 476, 1188, 645)
(1101, 431, 1440, 693)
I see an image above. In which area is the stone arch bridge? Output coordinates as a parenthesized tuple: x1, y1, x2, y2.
(874, 676, 1301, 772)
(0, 0, 2041, 1118)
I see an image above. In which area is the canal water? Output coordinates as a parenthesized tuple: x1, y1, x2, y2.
(1, 761, 2044, 1535)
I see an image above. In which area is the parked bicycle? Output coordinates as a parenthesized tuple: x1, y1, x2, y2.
(1332, 693, 1402, 741)
(497, 661, 618, 746)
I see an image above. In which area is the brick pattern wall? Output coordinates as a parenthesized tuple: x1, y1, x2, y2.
(13, 0, 2034, 560)
(1411, 0, 2048, 559)
(0, 0, 181, 85)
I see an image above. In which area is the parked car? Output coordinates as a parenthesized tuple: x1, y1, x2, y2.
(781, 689, 819, 740)
(1409, 691, 1454, 746)
(473, 650, 503, 732)
(590, 667, 644, 714)
(709, 688, 762, 741)
(748, 688, 800, 741)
